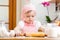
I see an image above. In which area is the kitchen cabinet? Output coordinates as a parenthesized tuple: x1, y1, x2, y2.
(49, 0, 56, 3)
(49, 0, 60, 11)
(49, 0, 60, 4)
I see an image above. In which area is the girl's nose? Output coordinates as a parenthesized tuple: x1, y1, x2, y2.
(30, 17, 32, 18)
(30, 17, 33, 19)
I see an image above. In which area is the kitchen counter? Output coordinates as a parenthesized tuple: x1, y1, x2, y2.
(0, 37, 60, 40)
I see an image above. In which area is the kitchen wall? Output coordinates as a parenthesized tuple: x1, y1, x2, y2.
(16, 0, 57, 24)
(30, 0, 56, 24)
(16, 0, 21, 24)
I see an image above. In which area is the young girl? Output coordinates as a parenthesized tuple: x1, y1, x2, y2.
(14, 4, 43, 36)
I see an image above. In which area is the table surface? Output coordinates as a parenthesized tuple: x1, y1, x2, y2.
(0, 37, 60, 40)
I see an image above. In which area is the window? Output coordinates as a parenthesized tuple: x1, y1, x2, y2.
(0, 0, 16, 30)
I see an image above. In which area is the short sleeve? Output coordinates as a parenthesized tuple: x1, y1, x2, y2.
(36, 21, 41, 27)
(18, 21, 24, 28)
(14, 21, 24, 33)
(34, 20, 41, 28)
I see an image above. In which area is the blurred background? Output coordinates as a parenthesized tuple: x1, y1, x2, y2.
(0, 0, 60, 30)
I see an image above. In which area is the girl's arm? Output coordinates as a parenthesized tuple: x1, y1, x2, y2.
(14, 21, 24, 36)
(14, 26, 24, 36)
(36, 21, 45, 32)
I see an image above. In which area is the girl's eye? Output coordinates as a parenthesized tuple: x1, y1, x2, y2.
(26, 16, 34, 17)
(27, 16, 30, 17)
(32, 16, 34, 17)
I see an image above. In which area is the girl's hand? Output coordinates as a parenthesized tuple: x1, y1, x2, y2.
(15, 33, 20, 36)
(55, 20, 60, 26)
(16, 32, 25, 36)
(9, 30, 15, 37)
(20, 33, 25, 36)
(38, 27, 45, 32)
(25, 33, 31, 37)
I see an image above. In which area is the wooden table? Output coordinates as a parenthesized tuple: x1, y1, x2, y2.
(0, 37, 60, 40)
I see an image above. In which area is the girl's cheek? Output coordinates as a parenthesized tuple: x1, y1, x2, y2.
(24, 18, 29, 22)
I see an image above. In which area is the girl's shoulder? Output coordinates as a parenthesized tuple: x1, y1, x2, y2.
(19, 20, 24, 24)
(34, 20, 41, 26)
(33, 20, 41, 28)
(34, 20, 41, 24)
(18, 20, 25, 27)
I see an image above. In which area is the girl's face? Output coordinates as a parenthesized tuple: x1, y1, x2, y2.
(24, 11, 36, 24)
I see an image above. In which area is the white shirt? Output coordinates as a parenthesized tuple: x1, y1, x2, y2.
(14, 20, 41, 33)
